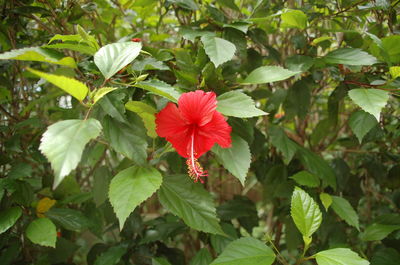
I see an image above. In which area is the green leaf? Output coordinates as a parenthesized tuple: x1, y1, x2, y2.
(286, 55, 314, 72)
(92, 87, 117, 104)
(125, 101, 157, 138)
(315, 248, 369, 265)
(216, 91, 266, 118)
(290, 187, 322, 238)
(210, 237, 276, 265)
(324, 48, 378, 65)
(389, 66, 400, 79)
(268, 125, 298, 163)
(93, 166, 111, 207)
(27, 68, 89, 101)
(201, 36, 236, 68)
(212, 134, 251, 185)
(349, 111, 378, 143)
(331, 196, 360, 230)
(94, 245, 127, 265)
(361, 223, 400, 241)
(94, 42, 142, 79)
(39, 119, 102, 189)
(243, 66, 300, 84)
(297, 147, 336, 189)
(135, 80, 181, 102)
(0, 47, 76, 68)
(153, 257, 173, 265)
(45, 208, 91, 232)
(102, 116, 148, 165)
(190, 248, 213, 265)
(109, 166, 162, 230)
(0, 207, 22, 234)
(158, 175, 224, 235)
(44, 43, 96, 55)
(25, 218, 57, 248)
(371, 248, 400, 265)
(348, 89, 389, 121)
(290, 171, 320, 188)
(281, 9, 307, 29)
(320, 193, 332, 211)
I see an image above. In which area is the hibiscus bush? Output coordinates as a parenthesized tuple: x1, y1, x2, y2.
(1, 0, 400, 264)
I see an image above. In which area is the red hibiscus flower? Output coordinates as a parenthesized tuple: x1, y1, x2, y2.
(155, 90, 232, 183)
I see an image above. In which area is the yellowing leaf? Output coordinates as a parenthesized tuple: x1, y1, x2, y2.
(389, 66, 400, 79)
(125, 101, 157, 138)
(36, 197, 56, 217)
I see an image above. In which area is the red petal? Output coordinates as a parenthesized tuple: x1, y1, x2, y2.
(199, 111, 232, 148)
(178, 90, 217, 126)
(192, 132, 215, 158)
(155, 103, 188, 138)
(166, 133, 192, 158)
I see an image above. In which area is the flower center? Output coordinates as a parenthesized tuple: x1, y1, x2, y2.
(186, 132, 208, 183)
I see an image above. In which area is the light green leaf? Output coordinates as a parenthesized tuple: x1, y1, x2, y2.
(109, 166, 162, 230)
(0, 207, 22, 234)
(94, 245, 127, 265)
(190, 248, 213, 265)
(324, 48, 378, 65)
(125, 101, 157, 138)
(331, 196, 360, 230)
(39, 119, 102, 189)
(389, 66, 400, 79)
(210, 237, 275, 265)
(135, 80, 181, 102)
(223, 21, 252, 33)
(27, 68, 88, 101)
(349, 110, 378, 143)
(281, 9, 307, 29)
(297, 147, 336, 190)
(361, 223, 400, 241)
(158, 175, 224, 235)
(268, 125, 298, 163)
(94, 42, 142, 79)
(212, 134, 251, 186)
(348, 89, 389, 121)
(102, 116, 148, 165)
(291, 187, 322, 238)
(0, 47, 76, 68)
(201, 36, 236, 68)
(25, 218, 57, 248)
(320, 193, 332, 211)
(315, 248, 369, 265)
(92, 87, 117, 104)
(44, 43, 96, 55)
(290, 171, 320, 188)
(216, 91, 266, 118)
(243, 66, 300, 84)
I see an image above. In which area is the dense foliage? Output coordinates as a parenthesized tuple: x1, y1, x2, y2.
(1, 0, 400, 264)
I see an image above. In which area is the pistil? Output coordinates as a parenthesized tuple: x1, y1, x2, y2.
(186, 132, 208, 183)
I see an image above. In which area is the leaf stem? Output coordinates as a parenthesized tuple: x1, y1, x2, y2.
(266, 235, 290, 265)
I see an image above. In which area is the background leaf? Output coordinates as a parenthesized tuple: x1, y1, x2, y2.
(243, 66, 300, 84)
(348, 89, 389, 121)
(349, 111, 378, 143)
(331, 196, 360, 230)
(0, 207, 22, 234)
(315, 248, 369, 265)
(201, 36, 236, 67)
(324, 48, 378, 65)
(25, 218, 57, 248)
(216, 91, 267, 118)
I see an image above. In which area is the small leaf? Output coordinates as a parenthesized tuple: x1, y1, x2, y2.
(349, 110, 378, 143)
(26, 218, 57, 248)
(28, 68, 89, 101)
(0, 207, 22, 234)
(92, 87, 117, 104)
(389, 66, 400, 79)
(0, 47, 76, 68)
(243, 66, 300, 84)
(125, 101, 157, 138)
(216, 91, 267, 118)
(153, 257, 173, 265)
(94, 42, 142, 79)
(268, 125, 298, 163)
(190, 248, 213, 265)
(290, 187, 322, 238)
(210, 237, 276, 265)
(201, 36, 236, 67)
(109, 166, 162, 230)
(135, 80, 181, 102)
(331, 196, 360, 230)
(39, 119, 102, 189)
(212, 134, 251, 186)
(361, 223, 400, 241)
(158, 175, 224, 235)
(36, 197, 56, 217)
(94, 245, 127, 265)
(348, 89, 389, 121)
(290, 171, 320, 188)
(324, 48, 378, 65)
(315, 248, 369, 265)
(281, 9, 307, 29)
(320, 193, 332, 211)
(45, 208, 91, 232)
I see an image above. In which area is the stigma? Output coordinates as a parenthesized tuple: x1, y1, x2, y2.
(186, 132, 208, 183)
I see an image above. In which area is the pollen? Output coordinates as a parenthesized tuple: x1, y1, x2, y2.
(186, 157, 208, 183)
